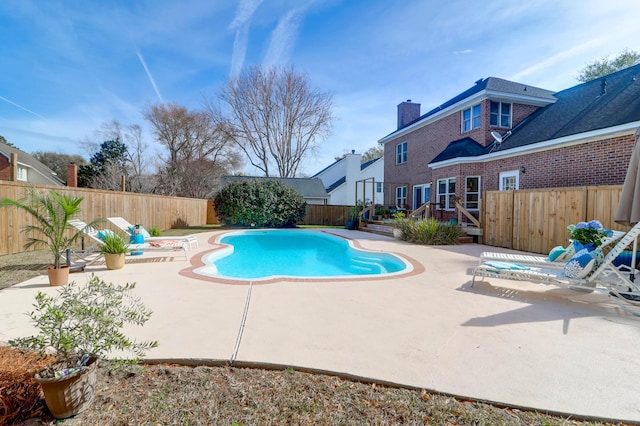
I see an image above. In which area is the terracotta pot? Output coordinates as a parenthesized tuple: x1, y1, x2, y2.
(104, 253, 126, 270)
(47, 265, 70, 286)
(35, 357, 98, 419)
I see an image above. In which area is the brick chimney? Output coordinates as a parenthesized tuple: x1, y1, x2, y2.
(397, 99, 420, 129)
(67, 163, 78, 187)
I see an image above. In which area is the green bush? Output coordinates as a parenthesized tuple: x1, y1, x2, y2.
(9, 274, 158, 378)
(148, 226, 162, 237)
(214, 179, 307, 227)
(400, 218, 461, 245)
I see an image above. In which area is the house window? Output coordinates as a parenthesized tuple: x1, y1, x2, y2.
(376, 182, 383, 193)
(395, 186, 407, 209)
(465, 176, 480, 210)
(462, 104, 481, 132)
(490, 101, 511, 128)
(436, 178, 456, 210)
(396, 142, 407, 164)
(499, 170, 519, 190)
(16, 166, 27, 181)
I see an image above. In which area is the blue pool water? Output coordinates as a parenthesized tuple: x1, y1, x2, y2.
(194, 229, 409, 280)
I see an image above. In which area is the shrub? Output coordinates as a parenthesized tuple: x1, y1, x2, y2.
(9, 274, 158, 378)
(148, 226, 162, 237)
(214, 179, 307, 227)
(401, 218, 461, 245)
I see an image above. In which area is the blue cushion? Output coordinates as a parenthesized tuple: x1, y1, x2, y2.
(97, 229, 116, 241)
(563, 249, 596, 279)
(548, 246, 566, 262)
(572, 241, 596, 253)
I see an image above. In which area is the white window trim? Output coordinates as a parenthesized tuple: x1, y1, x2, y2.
(490, 101, 512, 128)
(16, 166, 28, 182)
(396, 142, 407, 164)
(395, 185, 407, 209)
(436, 177, 456, 210)
(462, 104, 481, 132)
(464, 176, 481, 210)
(499, 170, 519, 190)
(411, 184, 431, 210)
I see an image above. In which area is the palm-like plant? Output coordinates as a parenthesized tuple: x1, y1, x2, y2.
(0, 188, 96, 269)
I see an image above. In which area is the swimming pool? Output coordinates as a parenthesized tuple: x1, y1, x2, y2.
(193, 229, 410, 281)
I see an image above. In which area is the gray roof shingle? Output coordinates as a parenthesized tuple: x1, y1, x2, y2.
(494, 64, 640, 152)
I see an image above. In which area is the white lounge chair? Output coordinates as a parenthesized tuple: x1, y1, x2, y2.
(478, 230, 625, 269)
(107, 217, 198, 250)
(472, 221, 640, 297)
(68, 219, 188, 259)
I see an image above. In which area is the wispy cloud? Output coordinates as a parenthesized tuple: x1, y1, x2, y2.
(135, 49, 164, 103)
(229, 0, 263, 31)
(453, 49, 473, 55)
(508, 39, 602, 82)
(228, 0, 264, 76)
(230, 24, 250, 77)
(0, 96, 47, 120)
(263, 3, 315, 68)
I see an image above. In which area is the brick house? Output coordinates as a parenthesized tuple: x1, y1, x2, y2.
(0, 141, 65, 185)
(378, 64, 640, 219)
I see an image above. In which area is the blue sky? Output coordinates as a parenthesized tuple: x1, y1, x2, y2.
(1, 0, 640, 176)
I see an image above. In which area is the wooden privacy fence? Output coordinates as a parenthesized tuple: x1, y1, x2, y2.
(482, 185, 628, 254)
(0, 181, 208, 255)
(301, 205, 350, 226)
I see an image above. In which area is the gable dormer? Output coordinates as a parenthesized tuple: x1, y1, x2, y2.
(380, 77, 557, 147)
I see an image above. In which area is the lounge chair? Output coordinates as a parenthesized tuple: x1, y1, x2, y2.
(68, 219, 188, 259)
(478, 230, 625, 269)
(472, 221, 640, 296)
(107, 217, 198, 250)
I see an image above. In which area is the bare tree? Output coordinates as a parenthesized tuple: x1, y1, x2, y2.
(144, 103, 241, 198)
(208, 66, 334, 177)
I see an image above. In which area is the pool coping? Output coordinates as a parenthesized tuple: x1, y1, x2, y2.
(179, 229, 425, 285)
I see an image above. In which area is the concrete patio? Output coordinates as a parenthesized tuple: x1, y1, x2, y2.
(1, 228, 639, 423)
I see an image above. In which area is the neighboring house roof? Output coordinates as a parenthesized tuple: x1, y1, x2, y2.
(380, 77, 557, 142)
(0, 141, 65, 185)
(360, 157, 381, 171)
(326, 176, 346, 192)
(431, 138, 487, 163)
(312, 157, 341, 178)
(313, 155, 382, 194)
(220, 176, 328, 199)
(493, 64, 640, 153)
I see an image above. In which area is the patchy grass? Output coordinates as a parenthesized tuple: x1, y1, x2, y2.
(0, 250, 50, 290)
(3, 357, 625, 425)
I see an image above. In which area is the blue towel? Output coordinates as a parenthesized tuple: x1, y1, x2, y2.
(484, 261, 531, 271)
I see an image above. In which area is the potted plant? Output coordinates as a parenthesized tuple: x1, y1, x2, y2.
(0, 188, 100, 286)
(98, 231, 130, 270)
(345, 206, 360, 230)
(9, 274, 158, 419)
